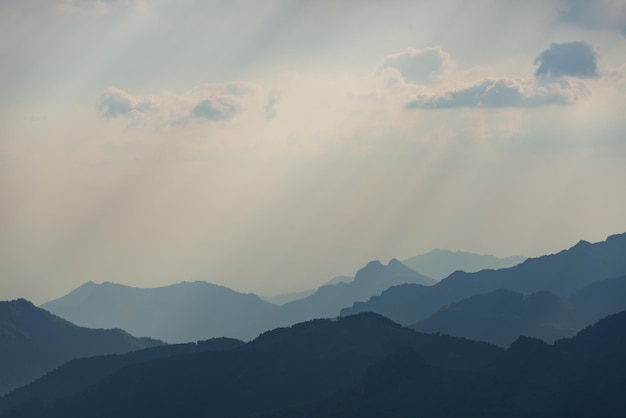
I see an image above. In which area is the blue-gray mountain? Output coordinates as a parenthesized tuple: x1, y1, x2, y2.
(412, 275, 626, 347)
(402, 249, 525, 280)
(42, 259, 434, 343)
(342, 233, 626, 325)
(41, 281, 276, 343)
(0, 299, 162, 396)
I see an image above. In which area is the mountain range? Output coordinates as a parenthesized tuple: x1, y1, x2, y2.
(412, 274, 626, 346)
(0, 299, 161, 396)
(2, 310, 626, 418)
(42, 259, 435, 342)
(402, 249, 525, 280)
(342, 233, 626, 326)
(41, 281, 276, 343)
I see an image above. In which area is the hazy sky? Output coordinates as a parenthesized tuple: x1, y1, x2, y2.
(1, 0, 626, 304)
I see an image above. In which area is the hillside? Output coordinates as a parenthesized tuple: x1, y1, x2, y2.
(402, 249, 525, 280)
(3, 311, 626, 418)
(41, 281, 278, 343)
(412, 275, 626, 347)
(342, 232, 626, 325)
(0, 299, 161, 396)
(0, 313, 501, 418)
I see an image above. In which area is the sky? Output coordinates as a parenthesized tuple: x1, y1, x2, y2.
(1, 0, 626, 304)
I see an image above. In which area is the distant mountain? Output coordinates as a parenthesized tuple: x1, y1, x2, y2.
(41, 281, 277, 343)
(0, 337, 243, 413)
(412, 275, 626, 347)
(42, 261, 432, 343)
(342, 232, 626, 325)
(252, 259, 436, 332)
(261, 289, 316, 305)
(5, 310, 626, 418)
(0, 313, 501, 418)
(403, 249, 526, 280)
(0, 299, 161, 396)
(262, 276, 352, 306)
(412, 289, 575, 346)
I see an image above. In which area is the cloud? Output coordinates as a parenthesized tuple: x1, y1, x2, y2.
(265, 92, 279, 119)
(559, 0, 626, 37)
(96, 82, 260, 124)
(534, 41, 598, 79)
(191, 97, 240, 121)
(378, 46, 452, 84)
(96, 87, 156, 118)
(405, 78, 587, 109)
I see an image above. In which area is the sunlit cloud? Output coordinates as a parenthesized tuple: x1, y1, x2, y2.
(378, 46, 454, 84)
(96, 82, 263, 126)
(404, 41, 599, 109)
(405, 78, 589, 109)
(96, 87, 156, 118)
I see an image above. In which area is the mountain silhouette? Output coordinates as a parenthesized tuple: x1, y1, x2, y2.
(251, 259, 436, 333)
(283, 311, 626, 418)
(42, 260, 432, 343)
(342, 232, 626, 325)
(412, 275, 626, 347)
(4, 310, 626, 418)
(402, 249, 525, 280)
(41, 281, 277, 343)
(0, 337, 243, 413)
(0, 299, 161, 396)
(0, 313, 501, 418)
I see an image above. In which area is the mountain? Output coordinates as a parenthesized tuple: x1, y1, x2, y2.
(41, 281, 278, 343)
(288, 311, 626, 418)
(0, 299, 162, 396)
(0, 337, 243, 413)
(252, 259, 436, 332)
(263, 276, 353, 306)
(42, 261, 432, 343)
(0, 312, 502, 418)
(402, 249, 526, 280)
(342, 232, 626, 325)
(412, 289, 576, 346)
(261, 289, 316, 305)
(412, 275, 626, 347)
(5, 311, 626, 418)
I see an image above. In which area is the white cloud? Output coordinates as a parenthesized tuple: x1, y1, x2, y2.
(405, 78, 589, 109)
(378, 46, 453, 84)
(96, 87, 156, 118)
(96, 82, 262, 126)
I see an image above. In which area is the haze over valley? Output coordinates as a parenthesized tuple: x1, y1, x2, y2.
(1, 0, 626, 416)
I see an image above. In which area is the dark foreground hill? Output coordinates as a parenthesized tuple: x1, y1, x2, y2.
(0, 337, 243, 413)
(41, 281, 277, 343)
(342, 232, 626, 325)
(0, 299, 161, 396)
(289, 310, 626, 418)
(0, 313, 502, 418)
(3, 311, 626, 418)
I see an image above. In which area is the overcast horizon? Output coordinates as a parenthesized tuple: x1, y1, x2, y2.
(1, 0, 626, 304)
